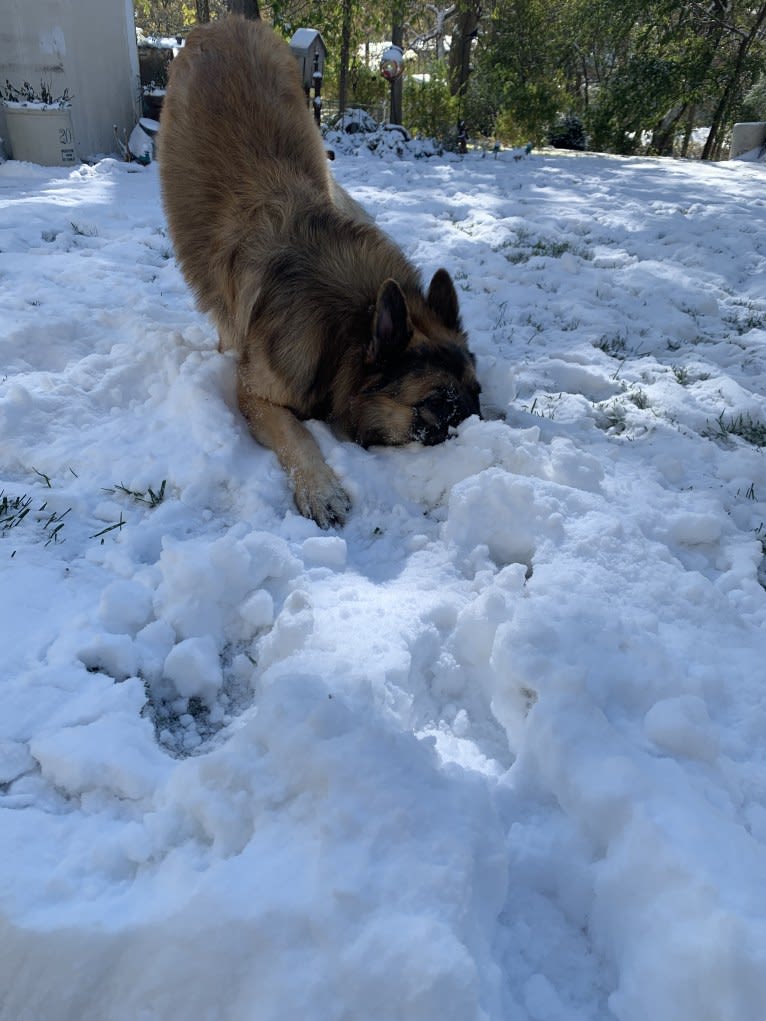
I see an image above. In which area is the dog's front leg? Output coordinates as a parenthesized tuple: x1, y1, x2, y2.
(237, 382, 351, 528)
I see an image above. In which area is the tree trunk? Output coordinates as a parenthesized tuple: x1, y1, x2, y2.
(391, 15, 404, 125)
(448, 2, 481, 98)
(195, 0, 210, 23)
(338, 0, 353, 115)
(225, 0, 260, 18)
(651, 103, 686, 156)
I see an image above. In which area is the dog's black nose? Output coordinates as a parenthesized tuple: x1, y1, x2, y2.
(466, 389, 481, 420)
(412, 387, 478, 445)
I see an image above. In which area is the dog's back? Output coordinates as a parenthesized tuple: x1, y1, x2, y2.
(159, 17, 332, 335)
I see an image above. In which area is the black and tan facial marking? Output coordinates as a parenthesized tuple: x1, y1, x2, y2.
(353, 270, 481, 447)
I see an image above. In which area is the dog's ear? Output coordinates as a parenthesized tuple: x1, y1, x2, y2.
(427, 268, 462, 331)
(368, 279, 412, 365)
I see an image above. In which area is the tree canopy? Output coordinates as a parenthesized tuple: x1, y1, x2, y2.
(133, 0, 766, 157)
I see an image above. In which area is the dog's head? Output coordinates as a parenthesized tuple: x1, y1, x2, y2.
(351, 269, 481, 447)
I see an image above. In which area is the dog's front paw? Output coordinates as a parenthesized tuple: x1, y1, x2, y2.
(292, 463, 351, 529)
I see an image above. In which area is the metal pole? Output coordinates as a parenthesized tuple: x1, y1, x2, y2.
(312, 52, 322, 128)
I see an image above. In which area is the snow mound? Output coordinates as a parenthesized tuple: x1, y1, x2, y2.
(325, 123, 444, 159)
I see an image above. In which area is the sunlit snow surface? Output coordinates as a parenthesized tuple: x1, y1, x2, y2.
(1, 145, 766, 1021)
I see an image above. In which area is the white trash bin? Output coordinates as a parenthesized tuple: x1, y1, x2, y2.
(730, 122, 766, 160)
(2, 103, 78, 165)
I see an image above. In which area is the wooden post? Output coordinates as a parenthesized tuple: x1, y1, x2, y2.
(312, 52, 322, 127)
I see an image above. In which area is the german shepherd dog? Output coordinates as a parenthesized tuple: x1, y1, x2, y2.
(159, 17, 481, 527)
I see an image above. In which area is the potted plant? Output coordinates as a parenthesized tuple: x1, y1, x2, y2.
(1, 80, 77, 166)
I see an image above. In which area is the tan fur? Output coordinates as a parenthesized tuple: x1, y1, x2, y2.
(159, 16, 480, 527)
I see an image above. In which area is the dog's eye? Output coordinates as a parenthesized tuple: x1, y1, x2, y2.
(425, 391, 458, 420)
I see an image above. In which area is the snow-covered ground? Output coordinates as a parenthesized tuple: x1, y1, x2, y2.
(1, 143, 766, 1021)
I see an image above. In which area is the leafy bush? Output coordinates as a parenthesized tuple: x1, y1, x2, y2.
(402, 64, 459, 143)
(461, 67, 505, 139)
(478, 79, 565, 147)
(346, 62, 388, 114)
(548, 113, 587, 150)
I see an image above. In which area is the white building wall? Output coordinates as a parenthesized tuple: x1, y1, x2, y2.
(0, 0, 140, 161)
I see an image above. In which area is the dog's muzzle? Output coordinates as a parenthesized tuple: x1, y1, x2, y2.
(412, 387, 481, 446)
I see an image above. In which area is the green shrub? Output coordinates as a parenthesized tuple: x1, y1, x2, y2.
(548, 113, 587, 150)
(347, 62, 388, 113)
(402, 63, 459, 142)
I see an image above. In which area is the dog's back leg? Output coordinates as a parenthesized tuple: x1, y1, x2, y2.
(237, 379, 350, 528)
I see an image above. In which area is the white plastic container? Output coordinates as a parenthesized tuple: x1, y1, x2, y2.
(730, 121, 766, 159)
(2, 103, 78, 165)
